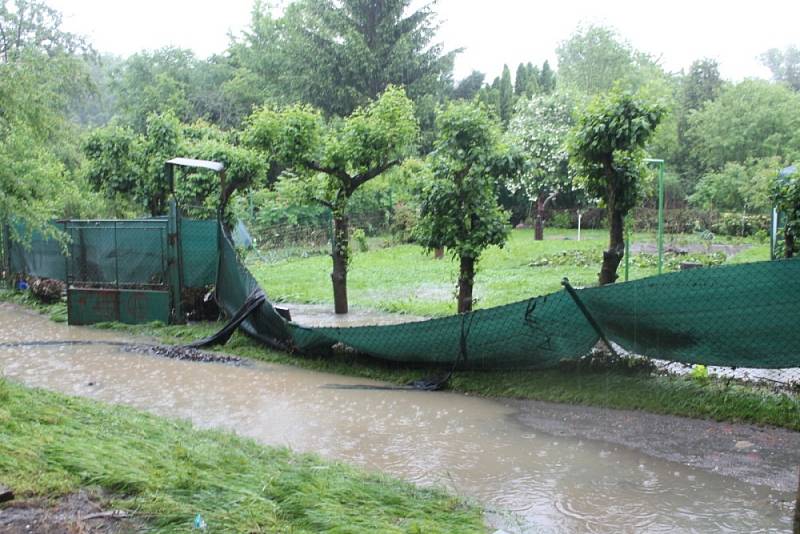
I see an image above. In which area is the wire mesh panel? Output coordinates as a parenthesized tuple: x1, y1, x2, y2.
(65, 220, 168, 289)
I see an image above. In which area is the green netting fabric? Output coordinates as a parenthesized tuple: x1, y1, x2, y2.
(7, 223, 66, 281)
(214, 222, 800, 370)
(180, 219, 218, 288)
(6, 218, 217, 290)
(578, 259, 800, 369)
(65, 220, 168, 287)
(288, 293, 600, 369)
(216, 224, 293, 347)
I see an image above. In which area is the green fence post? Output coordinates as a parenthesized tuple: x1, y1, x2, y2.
(168, 200, 185, 324)
(657, 160, 665, 275)
(644, 158, 665, 275)
(0, 222, 10, 288)
(624, 214, 631, 282)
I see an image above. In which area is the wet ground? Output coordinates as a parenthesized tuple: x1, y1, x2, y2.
(629, 242, 752, 257)
(0, 302, 797, 533)
(282, 302, 427, 326)
(0, 491, 141, 533)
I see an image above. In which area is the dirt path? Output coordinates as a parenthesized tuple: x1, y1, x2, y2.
(513, 399, 800, 493)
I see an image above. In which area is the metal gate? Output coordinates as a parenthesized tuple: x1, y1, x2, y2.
(65, 219, 172, 325)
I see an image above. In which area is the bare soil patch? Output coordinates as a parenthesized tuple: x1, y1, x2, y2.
(0, 490, 143, 533)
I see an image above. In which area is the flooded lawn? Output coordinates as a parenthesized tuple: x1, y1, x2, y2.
(0, 303, 795, 532)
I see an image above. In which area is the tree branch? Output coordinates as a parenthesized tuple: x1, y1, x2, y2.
(312, 197, 334, 209)
(349, 159, 401, 193)
(305, 161, 351, 183)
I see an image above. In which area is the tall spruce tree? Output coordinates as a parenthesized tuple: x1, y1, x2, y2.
(498, 64, 514, 126)
(279, 0, 458, 117)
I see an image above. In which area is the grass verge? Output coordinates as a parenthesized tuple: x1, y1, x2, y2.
(0, 378, 483, 533)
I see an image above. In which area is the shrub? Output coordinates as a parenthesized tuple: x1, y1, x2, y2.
(351, 228, 368, 252)
(549, 211, 572, 229)
(390, 202, 419, 244)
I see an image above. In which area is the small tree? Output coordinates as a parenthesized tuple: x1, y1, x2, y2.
(416, 101, 521, 313)
(245, 85, 418, 314)
(507, 91, 576, 240)
(568, 89, 664, 285)
(775, 166, 800, 258)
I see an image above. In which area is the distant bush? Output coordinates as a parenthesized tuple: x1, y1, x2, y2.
(390, 202, 419, 244)
(710, 213, 770, 237)
(351, 228, 368, 252)
(548, 211, 572, 229)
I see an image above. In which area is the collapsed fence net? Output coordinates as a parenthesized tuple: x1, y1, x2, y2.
(213, 223, 800, 375)
(4, 218, 799, 379)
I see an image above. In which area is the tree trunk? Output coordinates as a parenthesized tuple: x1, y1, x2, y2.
(331, 214, 349, 314)
(457, 255, 475, 313)
(434, 247, 444, 259)
(786, 226, 795, 259)
(599, 208, 625, 285)
(534, 192, 545, 241)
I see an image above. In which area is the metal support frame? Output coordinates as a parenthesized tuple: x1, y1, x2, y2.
(168, 199, 185, 324)
(561, 278, 621, 360)
(164, 157, 226, 325)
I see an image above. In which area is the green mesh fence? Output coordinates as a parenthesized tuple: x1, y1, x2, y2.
(579, 260, 799, 369)
(65, 220, 168, 288)
(6, 222, 67, 281)
(214, 223, 800, 374)
(180, 219, 218, 288)
(5, 218, 218, 291)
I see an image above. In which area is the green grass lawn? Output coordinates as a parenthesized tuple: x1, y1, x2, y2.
(249, 228, 769, 316)
(0, 378, 483, 533)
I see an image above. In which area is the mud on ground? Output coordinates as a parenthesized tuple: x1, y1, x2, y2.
(512, 399, 800, 493)
(0, 490, 143, 533)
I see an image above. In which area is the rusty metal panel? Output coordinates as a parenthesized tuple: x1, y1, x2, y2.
(119, 290, 169, 324)
(67, 288, 119, 325)
(68, 288, 169, 325)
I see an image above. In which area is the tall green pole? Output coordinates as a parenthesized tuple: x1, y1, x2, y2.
(624, 215, 631, 282)
(657, 160, 665, 275)
(645, 158, 666, 275)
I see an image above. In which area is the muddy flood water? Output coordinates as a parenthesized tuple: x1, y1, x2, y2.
(0, 303, 795, 533)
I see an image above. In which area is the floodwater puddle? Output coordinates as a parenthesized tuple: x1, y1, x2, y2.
(0, 303, 794, 532)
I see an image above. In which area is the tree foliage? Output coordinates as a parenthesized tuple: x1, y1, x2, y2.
(689, 157, 780, 213)
(685, 80, 800, 174)
(245, 85, 418, 313)
(0, 0, 98, 237)
(275, 0, 456, 117)
(761, 45, 800, 92)
(774, 166, 800, 258)
(507, 91, 576, 200)
(507, 90, 577, 238)
(569, 88, 665, 284)
(83, 112, 265, 217)
(416, 101, 521, 312)
(556, 25, 657, 95)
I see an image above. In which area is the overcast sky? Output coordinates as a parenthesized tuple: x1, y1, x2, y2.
(47, 0, 799, 82)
